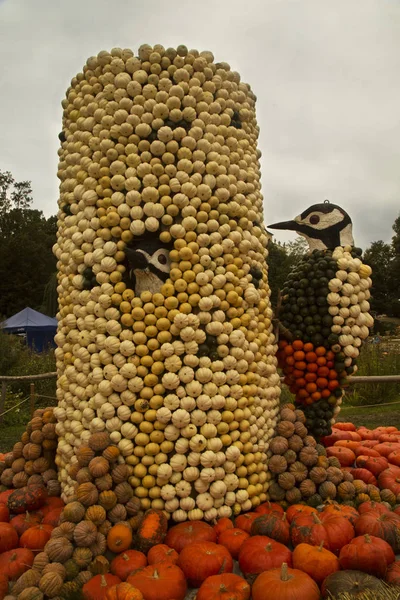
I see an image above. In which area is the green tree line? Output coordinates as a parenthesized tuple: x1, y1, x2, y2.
(0, 169, 399, 321)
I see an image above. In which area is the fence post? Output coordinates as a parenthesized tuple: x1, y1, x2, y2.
(30, 383, 35, 418)
(0, 381, 6, 425)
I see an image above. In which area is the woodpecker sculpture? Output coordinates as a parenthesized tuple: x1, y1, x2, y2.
(124, 233, 172, 296)
(269, 201, 373, 438)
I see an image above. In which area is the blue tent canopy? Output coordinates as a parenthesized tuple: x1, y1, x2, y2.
(1, 308, 57, 352)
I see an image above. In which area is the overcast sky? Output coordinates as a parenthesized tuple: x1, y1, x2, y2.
(0, 0, 399, 250)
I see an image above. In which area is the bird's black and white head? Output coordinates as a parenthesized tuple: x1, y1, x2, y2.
(268, 201, 354, 251)
(124, 233, 172, 295)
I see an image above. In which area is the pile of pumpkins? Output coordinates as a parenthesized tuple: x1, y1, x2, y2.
(0, 405, 400, 598)
(266, 403, 399, 509)
(1, 483, 400, 599)
(0, 408, 60, 498)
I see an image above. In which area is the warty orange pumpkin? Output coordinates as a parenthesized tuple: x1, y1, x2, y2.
(135, 509, 168, 554)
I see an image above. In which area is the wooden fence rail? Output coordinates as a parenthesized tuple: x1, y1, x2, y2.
(0, 371, 399, 425)
(0, 372, 56, 424)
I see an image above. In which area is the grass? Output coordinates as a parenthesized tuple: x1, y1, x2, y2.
(0, 424, 27, 453)
(345, 340, 400, 406)
(337, 402, 400, 429)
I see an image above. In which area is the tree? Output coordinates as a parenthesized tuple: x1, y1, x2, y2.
(267, 236, 307, 308)
(0, 170, 57, 318)
(389, 213, 400, 317)
(364, 241, 395, 314)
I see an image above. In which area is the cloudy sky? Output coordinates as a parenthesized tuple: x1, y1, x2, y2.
(0, 0, 399, 250)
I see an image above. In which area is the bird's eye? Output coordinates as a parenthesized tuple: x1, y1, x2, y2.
(158, 254, 167, 265)
(310, 215, 320, 225)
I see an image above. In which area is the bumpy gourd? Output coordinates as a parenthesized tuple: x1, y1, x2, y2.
(52, 44, 281, 520)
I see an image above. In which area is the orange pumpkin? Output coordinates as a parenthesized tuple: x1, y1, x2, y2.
(217, 528, 249, 559)
(356, 455, 388, 476)
(147, 544, 179, 565)
(339, 534, 395, 577)
(254, 502, 285, 516)
(349, 468, 377, 486)
(111, 550, 147, 581)
(320, 503, 359, 525)
(334, 422, 356, 432)
(0, 490, 14, 505)
(165, 521, 216, 553)
(286, 505, 317, 524)
(234, 512, 259, 533)
(358, 501, 390, 515)
(107, 523, 133, 554)
(238, 536, 292, 579)
(358, 429, 376, 441)
(104, 582, 143, 600)
(252, 563, 320, 600)
(378, 465, 400, 495)
(250, 513, 289, 546)
(10, 512, 42, 536)
(20, 523, 53, 553)
(196, 573, 250, 600)
(178, 541, 233, 588)
(213, 518, 234, 539)
(386, 560, 400, 585)
(0, 547, 34, 580)
(40, 496, 64, 514)
(135, 509, 168, 554)
(355, 510, 400, 552)
(354, 446, 380, 458)
(83, 574, 122, 600)
(375, 443, 400, 458)
(42, 508, 63, 527)
(0, 573, 7, 600)
(326, 446, 356, 467)
(290, 512, 354, 554)
(127, 563, 187, 600)
(0, 504, 9, 523)
(293, 542, 340, 584)
(334, 440, 360, 452)
(379, 434, 400, 443)
(388, 451, 400, 467)
(0, 522, 18, 553)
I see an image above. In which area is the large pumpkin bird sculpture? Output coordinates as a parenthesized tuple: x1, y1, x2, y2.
(269, 201, 373, 438)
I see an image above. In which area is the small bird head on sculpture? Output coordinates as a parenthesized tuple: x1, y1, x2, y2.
(124, 233, 172, 295)
(268, 200, 354, 251)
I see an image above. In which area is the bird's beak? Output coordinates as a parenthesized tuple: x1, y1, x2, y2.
(267, 219, 298, 232)
(125, 249, 148, 269)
